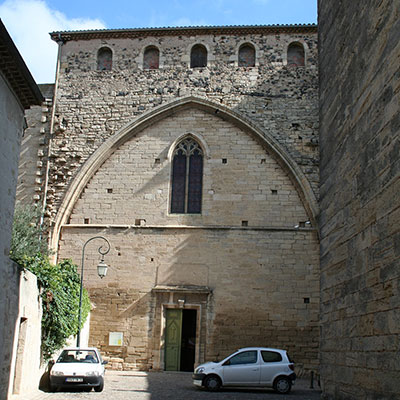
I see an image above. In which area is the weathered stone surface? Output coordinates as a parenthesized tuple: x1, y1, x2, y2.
(16, 84, 53, 206)
(319, 1, 400, 398)
(46, 28, 319, 222)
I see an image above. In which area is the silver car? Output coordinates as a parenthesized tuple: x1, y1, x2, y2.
(192, 347, 296, 394)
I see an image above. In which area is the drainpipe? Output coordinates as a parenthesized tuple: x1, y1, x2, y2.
(41, 33, 64, 262)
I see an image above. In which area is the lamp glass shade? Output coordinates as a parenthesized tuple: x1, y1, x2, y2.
(97, 260, 108, 278)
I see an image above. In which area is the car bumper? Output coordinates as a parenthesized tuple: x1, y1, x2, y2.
(289, 372, 297, 382)
(192, 373, 206, 386)
(50, 375, 103, 388)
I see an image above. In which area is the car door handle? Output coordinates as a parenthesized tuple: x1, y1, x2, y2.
(252, 368, 259, 371)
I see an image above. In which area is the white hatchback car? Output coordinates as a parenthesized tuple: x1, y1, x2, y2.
(50, 347, 107, 392)
(192, 347, 296, 394)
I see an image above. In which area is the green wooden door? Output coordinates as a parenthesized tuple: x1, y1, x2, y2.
(165, 309, 183, 371)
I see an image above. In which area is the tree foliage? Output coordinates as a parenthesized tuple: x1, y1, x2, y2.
(11, 205, 90, 361)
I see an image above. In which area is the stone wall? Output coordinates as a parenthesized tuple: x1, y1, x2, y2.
(7, 268, 42, 399)
(69, 108, 310, 227)
(16, 84, 53, 207)
(319, 1, 400, 399)
(59, 227, 319, 371)
(56, 97, 320, 371)
(48, 27, 319, 224)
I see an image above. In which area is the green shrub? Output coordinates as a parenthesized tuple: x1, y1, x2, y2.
(11, 205, 90, 361)
(10, 204, 48, 262)
(20, 255, 91, 360)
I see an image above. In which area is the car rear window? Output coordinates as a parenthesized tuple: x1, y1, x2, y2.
(261, 351, 282, 362)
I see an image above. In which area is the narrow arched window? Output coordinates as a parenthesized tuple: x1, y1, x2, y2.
(144, 46, 160, 70)
(190, 44, 207, 68)
(171, 137, 203, 214)
(97, 47, 112, 71)
(238, 44, 255, 67)
(287, 42, 305, 67)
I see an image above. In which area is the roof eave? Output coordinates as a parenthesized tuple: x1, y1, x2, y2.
(0, 19, 43, 108)
(50, 24, 317, 42)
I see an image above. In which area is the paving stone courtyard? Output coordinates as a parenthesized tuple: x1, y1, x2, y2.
(16, 371, 321, 400)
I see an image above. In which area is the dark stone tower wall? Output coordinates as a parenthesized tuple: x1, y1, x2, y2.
(318, 1, 400, 399)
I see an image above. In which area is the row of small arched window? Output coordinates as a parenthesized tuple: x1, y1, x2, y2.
(97, 42, 305, 71)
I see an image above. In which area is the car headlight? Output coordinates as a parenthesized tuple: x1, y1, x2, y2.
(50, 370, 64, 376)
(196, 367, 205, 373)
(85, 371, 100, 376)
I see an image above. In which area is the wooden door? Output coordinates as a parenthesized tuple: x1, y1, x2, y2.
(165, 309, 182, 371)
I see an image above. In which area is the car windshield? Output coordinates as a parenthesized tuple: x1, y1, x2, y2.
(57, 350, 99, 363)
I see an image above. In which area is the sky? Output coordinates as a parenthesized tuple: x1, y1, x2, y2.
(0, 0, 317, 83)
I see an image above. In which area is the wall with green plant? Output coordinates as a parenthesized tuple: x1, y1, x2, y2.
(11, 205, 90, 361)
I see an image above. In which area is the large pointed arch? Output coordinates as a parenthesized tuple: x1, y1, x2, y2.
(50, 96, 319, 253)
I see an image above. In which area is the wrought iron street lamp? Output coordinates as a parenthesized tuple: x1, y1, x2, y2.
(76, 236, 110, 347)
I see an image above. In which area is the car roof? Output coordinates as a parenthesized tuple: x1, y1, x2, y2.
(61, 347, 99, 351)
(236, 347, 287, 353)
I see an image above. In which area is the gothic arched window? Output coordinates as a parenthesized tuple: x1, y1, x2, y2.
(287, 42, 305, 67)
(190, 44, 207, 68)
(238, 44, 256, 67)
(143, 46, 160, 70)
(171, 137, 203, 214)
(97, 47, 112, 71)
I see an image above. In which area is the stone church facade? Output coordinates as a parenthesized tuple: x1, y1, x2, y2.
(19, 25, 320, 372)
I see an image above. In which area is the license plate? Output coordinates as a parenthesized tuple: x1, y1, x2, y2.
(193, 380, 203, 386)
(66, 377, 83, 383)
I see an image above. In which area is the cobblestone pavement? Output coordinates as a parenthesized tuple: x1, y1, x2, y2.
(19, 371, 321, 400)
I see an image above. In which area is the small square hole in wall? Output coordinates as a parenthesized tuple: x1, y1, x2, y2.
(84, 218, 90, 224)
(242, 220, 248, 227)
(107, 188, 113, 193)
(261, 159, 266, 164)
(299, 221, 306, 228)
(154, 158, 161, 164)
(222, 158, 227, 164)
(304, 297, 310, 304)
(151, 257, 154, 262)
(271, 189, 278, 195)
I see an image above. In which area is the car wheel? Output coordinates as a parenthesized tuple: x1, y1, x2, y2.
(273, 376, 292, 394)
(204, 375, 221, 391)
(94, 378, 104, 392)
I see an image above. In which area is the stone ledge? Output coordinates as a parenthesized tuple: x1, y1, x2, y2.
(62, 223, 317, 232)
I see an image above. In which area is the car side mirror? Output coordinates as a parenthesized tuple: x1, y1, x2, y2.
(222, 360, 230, 366)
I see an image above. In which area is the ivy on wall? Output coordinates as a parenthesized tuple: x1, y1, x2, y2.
(11, 204, 48, 260)
(11, 205, 90, 361)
